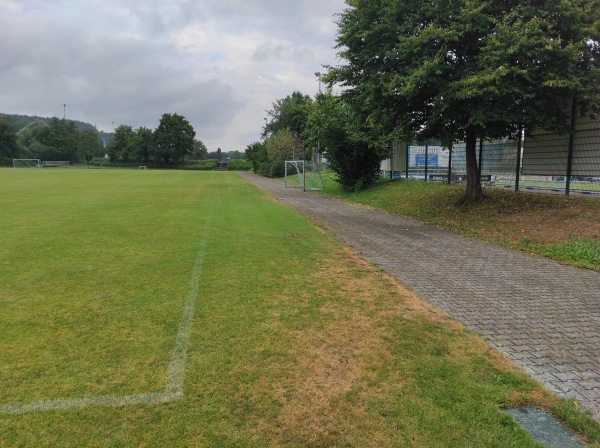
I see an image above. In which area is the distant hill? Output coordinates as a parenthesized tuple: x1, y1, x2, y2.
(0, 113, 113, 142)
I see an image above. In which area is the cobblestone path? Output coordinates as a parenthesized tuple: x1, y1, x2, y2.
(240, 172, 600, 421)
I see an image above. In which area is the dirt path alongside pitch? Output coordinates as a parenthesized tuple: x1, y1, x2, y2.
(239, 172, 600, 421)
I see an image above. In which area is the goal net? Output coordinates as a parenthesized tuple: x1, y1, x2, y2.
(285, 160, 325, 191)
(13, 159, 41, 168)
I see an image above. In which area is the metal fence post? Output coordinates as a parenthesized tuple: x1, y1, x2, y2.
(424, 142, 429, 182)
(478, 139, 483, 179)
(515, 126, 523, 192)
(447, 144, 453, 185)
(565, 95, 577, 196)
(406, 143, 409, 179)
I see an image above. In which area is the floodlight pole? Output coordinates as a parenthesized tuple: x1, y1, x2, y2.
(315, 72, 322, 163)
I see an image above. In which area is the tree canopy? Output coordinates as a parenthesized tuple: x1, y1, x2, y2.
(153, 113, 196, 163)
(306, 93, 383, 190)
(265, 129, 304, 162)
(331, 0, 600, 201)
(0, 119, 20, 159)
(264, 91, 313, 142)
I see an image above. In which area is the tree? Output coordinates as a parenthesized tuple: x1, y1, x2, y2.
(306, 93, 384, 190)
(265, 129, 304, 162)
(131, 127, 154, 163)
(186, 139, 208, 160)
(264, 91, 314, 142)
(0, 119, 20, 159)
(77, 129, 102, 163)
(107, 125, 135, 161)
(245, 141, 268, 173)
(331, 0, 600, 202)
(35, 117, 78, 161)
(16, 120, 48, 150)
(153, 113, 196, 163)
(228, 150, 245, 160)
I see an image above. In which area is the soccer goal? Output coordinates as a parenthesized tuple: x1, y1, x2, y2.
(285, 160, 325, 191)
(13, 159, 41, 168)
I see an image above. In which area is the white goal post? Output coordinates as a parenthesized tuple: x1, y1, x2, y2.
(13, 159, 41, 168)
(284, 160, 325, 191)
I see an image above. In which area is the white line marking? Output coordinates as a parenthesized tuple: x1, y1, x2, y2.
(0, 218, 211, 415)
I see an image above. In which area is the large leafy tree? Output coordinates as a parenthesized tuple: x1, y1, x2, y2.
(77, 129, 102, 163)
(0, 119, 20, 159)
(108, 125, 135, 161)
(186, 139, 208, 161)
(131, 127, 154, 163)
(16, 120, 48, 151)
(332, 0, 600, 202)
(264, 91, 314, 143)
(265, 129, 305, 162)
(306, 93, 383, 190)
(35, 117, 78, 162)
(245, 141, 268, 173)
(153, 113, 196, 163)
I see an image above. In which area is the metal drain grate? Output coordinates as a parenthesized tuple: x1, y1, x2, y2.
(503, 407, 584, 448)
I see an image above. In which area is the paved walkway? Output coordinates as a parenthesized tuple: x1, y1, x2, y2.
(239, 172, 600, 421)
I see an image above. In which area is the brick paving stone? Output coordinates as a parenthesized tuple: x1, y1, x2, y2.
(240, 173, 600, 421)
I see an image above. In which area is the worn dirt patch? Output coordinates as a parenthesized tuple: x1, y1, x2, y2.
(481, 203, 600, 245)
(268, 247, 469, 446)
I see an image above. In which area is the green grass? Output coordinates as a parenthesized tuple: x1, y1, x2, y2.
(321, 174, 600, 271)
(1, 168, 599, 447)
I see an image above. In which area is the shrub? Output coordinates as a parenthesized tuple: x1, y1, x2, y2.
(227, 159, 252, 171)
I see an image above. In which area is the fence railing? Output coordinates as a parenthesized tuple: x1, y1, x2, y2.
(381, 122, 600, 197)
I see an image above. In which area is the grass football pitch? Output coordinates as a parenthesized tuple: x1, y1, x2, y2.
(1, 168, 598, 447)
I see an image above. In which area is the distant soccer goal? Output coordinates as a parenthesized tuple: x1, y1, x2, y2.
(13, 159, 41, 168)
(285, 160, 325, 191)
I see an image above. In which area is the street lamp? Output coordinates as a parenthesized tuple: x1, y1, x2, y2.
(63, 103, 66, 120)
(314, 72, 322, 93)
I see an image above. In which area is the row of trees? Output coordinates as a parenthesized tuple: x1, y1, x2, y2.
(108, 113, 199, 164)
(0, 113, 215, 166)
(248, 0, 600, 202)
(0, 117, 103, 163)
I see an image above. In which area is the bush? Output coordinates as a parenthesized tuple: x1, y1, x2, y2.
(255, 160, 286, 178)
(180, 159, 218, 170)
(268, 160, 285, 178)
(227, 159, 252, 171)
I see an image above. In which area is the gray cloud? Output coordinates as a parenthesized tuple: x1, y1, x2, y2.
(0, 0, 345, 151)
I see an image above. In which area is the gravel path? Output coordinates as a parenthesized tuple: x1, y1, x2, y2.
(239, 172, 600, 421)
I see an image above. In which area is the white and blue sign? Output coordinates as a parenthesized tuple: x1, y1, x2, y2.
(416, 153, 438, 167)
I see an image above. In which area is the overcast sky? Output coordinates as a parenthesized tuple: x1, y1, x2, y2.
(0, 0, 346, 151)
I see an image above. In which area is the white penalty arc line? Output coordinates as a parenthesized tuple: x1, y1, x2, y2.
(0, 218, 211, 415)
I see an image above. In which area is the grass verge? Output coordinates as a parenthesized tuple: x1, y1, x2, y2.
(321, 174, 600, 271)
(1, 169, 598, 446)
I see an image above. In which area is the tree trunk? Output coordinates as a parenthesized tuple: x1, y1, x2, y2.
(460, 129, 484, 205)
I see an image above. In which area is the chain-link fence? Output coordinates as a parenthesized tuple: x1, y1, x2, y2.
(381, 117, 600, 196)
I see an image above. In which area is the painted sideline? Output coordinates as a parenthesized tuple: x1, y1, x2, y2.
(0, 216, 212, 415)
